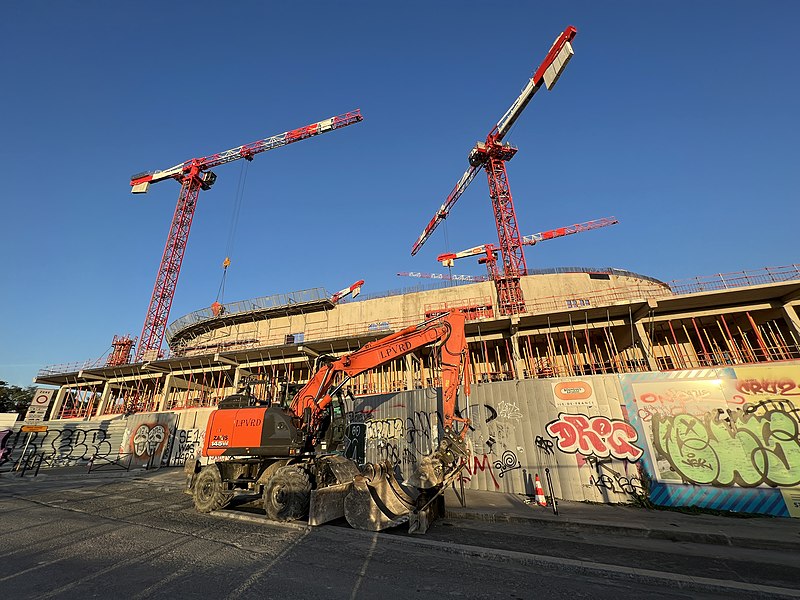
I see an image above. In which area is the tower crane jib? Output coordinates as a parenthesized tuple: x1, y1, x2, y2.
(130, 110, 364, 363)
(409, 27, 578, 316)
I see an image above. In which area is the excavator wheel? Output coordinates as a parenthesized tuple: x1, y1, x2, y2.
(263, 465, 312, 522)
(193, 465, 233, 513)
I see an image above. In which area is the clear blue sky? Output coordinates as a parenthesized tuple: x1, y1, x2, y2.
(1, 2, 797, 386)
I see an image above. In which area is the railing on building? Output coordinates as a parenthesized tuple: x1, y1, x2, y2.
(667, 264, 800, 295)
(36, 265, 800, 379)
(37, 357, 107, 377)
(164, 287, 331, 344)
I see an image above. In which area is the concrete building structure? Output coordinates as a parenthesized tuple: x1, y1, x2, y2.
(9, 263, 800, 518)
(34, 265, 800, 420)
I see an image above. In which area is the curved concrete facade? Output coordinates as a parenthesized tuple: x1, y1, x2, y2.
(171, 268, 671, 358)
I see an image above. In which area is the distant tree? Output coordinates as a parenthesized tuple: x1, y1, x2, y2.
(0, 381, 35, 418)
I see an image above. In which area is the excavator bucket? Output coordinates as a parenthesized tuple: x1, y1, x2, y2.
(344, 462, 421, 531)
(343, 461, 448, 534)
(308, 455, 362, 526)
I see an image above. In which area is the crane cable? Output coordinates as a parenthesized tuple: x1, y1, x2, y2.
(215, 160, 250, 305)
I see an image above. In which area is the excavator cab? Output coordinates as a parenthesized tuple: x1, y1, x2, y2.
(315, 392, 347, 453)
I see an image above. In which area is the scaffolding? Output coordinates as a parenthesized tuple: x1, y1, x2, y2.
(36, 264, 800, 420)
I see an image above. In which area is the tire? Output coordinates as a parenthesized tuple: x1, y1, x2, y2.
(263, 465, 312, 522)
(193, 466, 232, 513)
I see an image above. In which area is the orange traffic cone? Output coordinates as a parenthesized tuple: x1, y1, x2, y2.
(534, 474, 547, 507)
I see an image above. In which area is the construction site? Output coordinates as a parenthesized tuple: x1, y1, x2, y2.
(6, 25, 800, 523)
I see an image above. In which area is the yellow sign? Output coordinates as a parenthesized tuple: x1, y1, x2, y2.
(780, 488, 800, 519)
(21, 425, 48, 433)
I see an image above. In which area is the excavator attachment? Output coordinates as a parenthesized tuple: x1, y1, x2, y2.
(406, 430, 469, 488)
(343, 433, 469, 533)
(308, 455, 362, 526)
(344, 462, 421, 531)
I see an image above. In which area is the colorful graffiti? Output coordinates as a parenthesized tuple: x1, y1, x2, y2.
(545, 413, 643, 461)
(622, 366, 800, 517)
(122, 413, 176, 469)
(652, 407, 800, 487)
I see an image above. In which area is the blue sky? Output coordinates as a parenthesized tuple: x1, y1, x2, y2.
(1, 2, 798, 386)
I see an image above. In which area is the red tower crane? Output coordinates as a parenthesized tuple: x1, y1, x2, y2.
(129, 110, 363, 362)
(398, 217, 617, 283)
(410, 27, 577, 316)
(438, 217, 618, 277)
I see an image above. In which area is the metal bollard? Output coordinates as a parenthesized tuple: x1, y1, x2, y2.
(545, 468, 558, 515)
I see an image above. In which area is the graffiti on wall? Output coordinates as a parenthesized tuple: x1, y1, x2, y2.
(3, 427, 116, 467)
(627, 367, 800, 489)
(493, 449, 522, 478)
(534, 435, 555, 455)
(584, 455, 646, 497)
(545, 413, 643, 462)
(0, 429, 13, 467)
(621, 366, 800, 517)
(121, 413, 176, 469)
(165, 428, 205, 466)
(652, 404, 800, 487)
(344, 422, 367, 466)
(458, 452, 500, 490)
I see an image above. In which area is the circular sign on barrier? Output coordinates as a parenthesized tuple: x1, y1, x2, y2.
(553, 381, 593, 400)
(32, 392, 52, 406)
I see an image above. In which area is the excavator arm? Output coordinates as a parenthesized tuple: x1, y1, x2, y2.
(290, 312, 470, 441)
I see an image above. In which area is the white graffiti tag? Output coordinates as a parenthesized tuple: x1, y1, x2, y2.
(133, 424, 167, 457)
(497, 401, 523, 421)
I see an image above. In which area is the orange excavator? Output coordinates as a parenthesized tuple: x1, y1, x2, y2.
(185, 311, 471, 533)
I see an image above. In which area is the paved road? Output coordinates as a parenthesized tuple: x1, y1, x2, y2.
(1, 472, 797, 599)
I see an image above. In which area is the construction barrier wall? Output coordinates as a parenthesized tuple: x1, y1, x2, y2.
(3, 365, 799, 518)
(0, 409, 215, 472)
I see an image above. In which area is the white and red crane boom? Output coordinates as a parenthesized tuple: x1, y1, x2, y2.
(410, 27, 577, 257)
(492, 27, 576, 141)
(396, 271, 490, 283)
(130, 110, 363, 362)
(131, 111, 362, 193)
(437, 217, 619, 266)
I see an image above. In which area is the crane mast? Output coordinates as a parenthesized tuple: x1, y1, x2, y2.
(131, 110, 363, 362)
(410, 27, 577, 316)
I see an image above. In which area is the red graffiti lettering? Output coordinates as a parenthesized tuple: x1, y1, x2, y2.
(735, 378, 800, 396)
(546, 412, 643, 462)
(458, 453, 500, 490)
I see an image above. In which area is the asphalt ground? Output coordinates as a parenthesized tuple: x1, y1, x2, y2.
(3, 465, 800, 598)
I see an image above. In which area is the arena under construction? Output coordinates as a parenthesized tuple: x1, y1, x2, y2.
(9, 25, 800, 518)
(34, 264, 800, 420)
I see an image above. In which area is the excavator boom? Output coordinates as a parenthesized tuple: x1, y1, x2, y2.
(291, 312, 470, 437)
